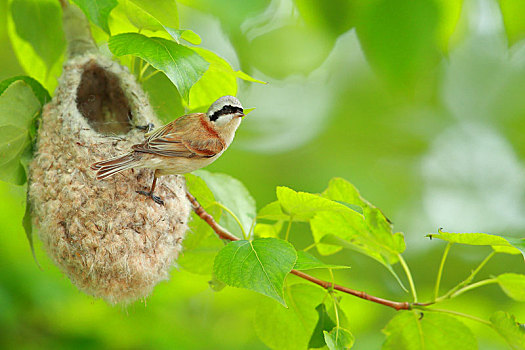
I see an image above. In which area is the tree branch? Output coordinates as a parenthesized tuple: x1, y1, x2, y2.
(185, 192, 411, 311)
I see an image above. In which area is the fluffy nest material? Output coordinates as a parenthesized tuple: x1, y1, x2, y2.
(29, 53, 190, 304)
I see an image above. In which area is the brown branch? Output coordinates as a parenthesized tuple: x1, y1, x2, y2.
(186, 192, 411, 311)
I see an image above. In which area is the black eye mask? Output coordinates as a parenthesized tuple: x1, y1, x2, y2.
(209, 105, 243, 122)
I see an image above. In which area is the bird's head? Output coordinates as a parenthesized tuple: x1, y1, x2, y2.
(206, 95, 244, 128)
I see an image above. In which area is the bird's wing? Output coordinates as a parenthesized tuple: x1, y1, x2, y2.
(132, 114, 225, 158)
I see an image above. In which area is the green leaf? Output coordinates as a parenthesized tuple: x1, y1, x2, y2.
(428, 230, 522, 256)
(322, 178, 404, 256)
(382, 311, 477, 350)
(294, 251, 350, 271)
(122, 0, 196, 45)
(497, 273, 525, 302)
(309, 303, 337, 348)
(180, 175, 222, 274)
(502, 236, 525, 258)
(188, 48, 262, 110)
(319, 234, 406, 291)
(436, 0, 464, 52)
(276, 186, 349, 222)
(355, 0, 442, 89)
(128, 0, 179, 31)
(167, 29, 202, 45)
(7, 10, 63, 92)
(254, 221, 283, 238)
(0, 76, 51, 107)
(22, 193, 39, 267)
(310, 178, 405, 274)
(0, 80, 41, 130)
(72, 0, 118, 34)
(490, 311, 525, 350)
(188, 48, 237, 110)
(499, 0, 525, 46)
(294, 0, 354, 38)
(179, 212, 224, 275)
(108, 33, 209, 103)
(141, 67, 184, 124)
(257, 201, 289, 221)
(208, 275, 226, 292)
(213, 237, 297, 305)
(0, 81, 41, 185)
(10, 0, 65, 70)
(179, 229, 223, 274)
(184, 173, 216, 209)
(324, 327, 355, 350)
(194, 170, 256, 239)
(121, 0, 164, 32)
(0, 125, 28, 166)
(254, 283, 326, 350)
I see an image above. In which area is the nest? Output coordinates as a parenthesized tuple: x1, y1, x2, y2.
(28, 51, 191, 304)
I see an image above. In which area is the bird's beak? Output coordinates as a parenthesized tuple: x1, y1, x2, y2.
(237, 113, 245, 118)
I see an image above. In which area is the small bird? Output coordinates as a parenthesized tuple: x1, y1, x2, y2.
(91, 95, 245, 205)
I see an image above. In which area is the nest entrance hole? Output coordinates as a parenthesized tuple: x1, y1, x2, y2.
(76, 61, 132, 134)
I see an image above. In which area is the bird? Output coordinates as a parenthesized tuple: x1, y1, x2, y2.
(91, 95, 245, 205)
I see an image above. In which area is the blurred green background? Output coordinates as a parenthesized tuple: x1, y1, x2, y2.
(1, 0, 525, 348)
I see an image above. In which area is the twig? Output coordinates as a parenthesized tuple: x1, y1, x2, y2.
(186, 192, 411, 311)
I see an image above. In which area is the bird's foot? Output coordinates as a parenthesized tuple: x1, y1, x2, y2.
(136, 190, 164, 205)
(136, 123, 155, 132)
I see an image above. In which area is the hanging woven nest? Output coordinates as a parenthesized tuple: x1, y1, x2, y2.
(28, 3, 190, 304)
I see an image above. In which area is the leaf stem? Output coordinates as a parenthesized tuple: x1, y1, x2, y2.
(138, 61, 150, 82)
(436, 251, 495, 302)
(331, 292, 341, 342)
(284, 216, 293, 241)
(142, 69, 161, 82)
(187, 191, 412, 311)
(398, 254, 418, 302)
(449, 278, 498, 299)
(433, 242, 452, 301)
(303, 242, 318, 252)
(211, 201, 247, 240)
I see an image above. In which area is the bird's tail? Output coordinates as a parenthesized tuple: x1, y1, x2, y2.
(91, 152, 138, 180)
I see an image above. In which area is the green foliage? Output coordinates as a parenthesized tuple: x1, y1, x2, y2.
(276, 186, 349, 221)
(254, 283, 327, 350)
(7, 0, 65, 91)
(193, 170, 256, 239)
(188, 48, 264, 110)
(324, 327, 355, 350)
(382, 311, 477, 350)
(309, 303, 336, 348)
(294, 0, 354, 38)
(127, 0, 178, 31)
(355, 0, 444, 89)
(294, 251, 350, 271)
(213, 237, 297, 305)
(108, 33, 209, 103)
(0, 80, 42, 185)
(254, 221, 283, 238)
(72, 0, 118, 34)
(490, 312, 525, 350)
(121, 0, 193, 44)
(0, 76, 50, 108)
(428, 230, 523, 257)
(497, 273, 525, 302)
(10, 0, 65, 70)
(0, 77, 48, 267)
(3, 1, 525, 349)
(499, 0, 525, 46)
